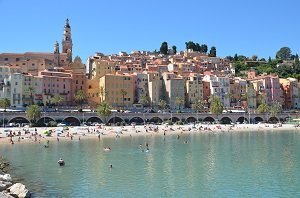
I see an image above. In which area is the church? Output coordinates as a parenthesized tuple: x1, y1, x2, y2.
(0, 19, 87, 107)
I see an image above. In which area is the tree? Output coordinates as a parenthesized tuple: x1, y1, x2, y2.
(172, 45, 177, 54)
(97, 102, 112, 124)
(257, 103, 270, 114)
(201, 44, 208, 53)
(120, 89, 127, 110)
(192, 98, 204, 113)
(139, 95, 149, 107)
(252, 55, 258, 61)
(75, 90, 86, 110)
(185, 41, 196, 51)
(158, 99, 167, 111)
(160, 42, 168, 55)
(270, 101, 281, 118)
(28, 86, 35, 105)
(276, 47, 291, 60)
(26, 105, 41, 125)
(175, 97, 184, 111)
(234, 54, 238, 62)
(209, 95, 224, 121)
(209, 46, 216, 57)
(294, 54, 299, 65)
(0, 98, 10, 111)
(51, 95, 64, 106)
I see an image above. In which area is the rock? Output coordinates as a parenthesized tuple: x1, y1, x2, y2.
(0, 174, 12, 182)
(0, 181, 12, 191)
(8, 183, 31, 198)
(0, 192, 14, 198)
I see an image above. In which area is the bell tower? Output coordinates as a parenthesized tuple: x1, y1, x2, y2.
(54, 41, 60, 66)
(62, 18, 73, 57)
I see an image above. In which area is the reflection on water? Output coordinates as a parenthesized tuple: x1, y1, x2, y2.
(1, 131, 300, 197)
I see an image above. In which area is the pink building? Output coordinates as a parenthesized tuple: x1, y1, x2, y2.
(39, 69, 72, 105)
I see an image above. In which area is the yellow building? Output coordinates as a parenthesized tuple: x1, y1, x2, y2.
(91, 60, 115, 79)
(86, 78, 101, 107)
(146, 72, 161, 106)
(99, 73, 135, 108)
(185, 73, 203, 107)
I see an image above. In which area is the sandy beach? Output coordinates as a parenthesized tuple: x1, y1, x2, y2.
(0, 123, 299, 145)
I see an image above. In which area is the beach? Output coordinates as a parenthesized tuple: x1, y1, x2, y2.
(0, 123, 299, 145)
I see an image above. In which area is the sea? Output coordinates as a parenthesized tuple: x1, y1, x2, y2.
(1, 131, 300, 197)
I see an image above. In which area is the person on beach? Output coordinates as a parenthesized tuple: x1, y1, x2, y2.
(109, 164, 112, 169)
(57, 137, 59, 142)
(177, 135, 180, 139)
(98, 134, 100, 140)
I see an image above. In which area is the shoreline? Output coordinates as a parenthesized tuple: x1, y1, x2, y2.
(0, 123, 299, 145)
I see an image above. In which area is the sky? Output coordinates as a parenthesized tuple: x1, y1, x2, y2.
(0, 0, 299, 62)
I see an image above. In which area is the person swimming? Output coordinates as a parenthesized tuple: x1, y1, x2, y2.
(104, 147, 111, 151)
(58, 158, 65, 166)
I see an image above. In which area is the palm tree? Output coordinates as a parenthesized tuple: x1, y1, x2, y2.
(209, 95, 224, 122)
(26, 105, 41, 126)
(270, 101, 282, 118)
(192, 98, 205, 113)
(0, 98, 11, 112)
(139, 95, 149, 107)
(256, 92, 266, 106)
(75, 90, 86, 110)
(28, 86, 35, 105)
(175, 97, 184, 111)
(158, 99, 167, 111)
(51, 95, 64, 107)
(120, 89, 127, 110)
(257, 103, 270, 122)
(97, 102, 112, 124)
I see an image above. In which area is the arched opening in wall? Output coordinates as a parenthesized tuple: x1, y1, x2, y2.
(8, 117, 30, 124)
(268, 117, 279, 124)
(220, 117, 232, 124)
(236, 117, 248, 124)
(203, 117, 215, 123)
(149, 117, 163, 124)
(107, 117, 124, 124)
(171, 117, 180, 123)
(37, 117, 55, 126)
(86, 117, 103, 124)
(254, 117, 264, 123)
(186, 117, 197, 123)
(283, 117, 291, 123)
(130, 117, 144, 124)
(63, 117, 81, 126)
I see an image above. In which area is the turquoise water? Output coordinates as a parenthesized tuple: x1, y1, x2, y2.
(1, 131, 300, 197)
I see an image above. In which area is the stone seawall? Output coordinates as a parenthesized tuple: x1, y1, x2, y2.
(0, 156, 31, 198)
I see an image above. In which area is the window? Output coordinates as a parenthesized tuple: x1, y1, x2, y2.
(76, 80, 78, 84)
(15, 82, 18, 85)
(4, 58, 8, 61)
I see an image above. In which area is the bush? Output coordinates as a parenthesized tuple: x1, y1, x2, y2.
(48, 121, 58, 127)
(176, 121, 183, 125)
(165, 120, 173, 125)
